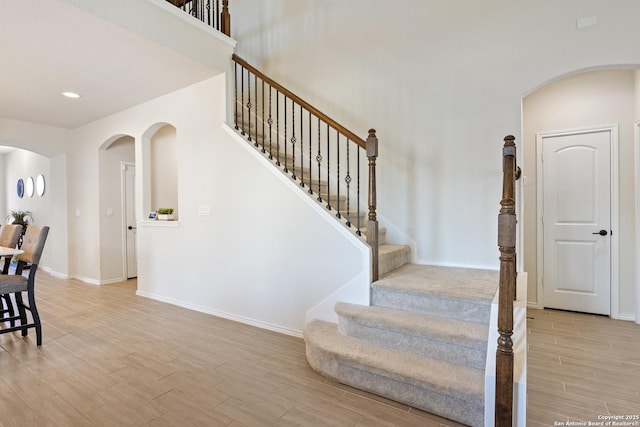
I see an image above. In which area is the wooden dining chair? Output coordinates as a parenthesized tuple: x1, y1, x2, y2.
(0, 226, 49, 346)
(0, 224, 23, 273)
(0, 224, 23, 325)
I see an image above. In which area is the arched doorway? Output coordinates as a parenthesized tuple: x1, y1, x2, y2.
(522, 68, 639, 321)
(99, 135, 136, 282)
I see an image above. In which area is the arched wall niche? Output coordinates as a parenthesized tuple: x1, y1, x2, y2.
(142, 122, 178, 220)
(98, 134, 135, 283)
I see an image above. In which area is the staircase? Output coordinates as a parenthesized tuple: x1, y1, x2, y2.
(230, 55, 504, 426)
(304, 264, 499, 427)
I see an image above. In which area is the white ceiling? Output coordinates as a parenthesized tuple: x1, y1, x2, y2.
(0, 0, 230, 129)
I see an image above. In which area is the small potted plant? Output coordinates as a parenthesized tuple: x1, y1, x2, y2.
(6, 209, 33, 228)
(157, 208, 174, 221)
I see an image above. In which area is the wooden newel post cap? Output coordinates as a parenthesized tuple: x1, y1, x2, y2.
(367, 129, 378, 157)
(504, 135, 515, 145)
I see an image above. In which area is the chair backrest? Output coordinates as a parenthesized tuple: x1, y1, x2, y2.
(0, 224, 23, 248)
(17, 226, 49, 265)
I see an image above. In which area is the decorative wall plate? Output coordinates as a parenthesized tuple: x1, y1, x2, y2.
(25, 176, 34, 197)
(17, 178, 24, 198)
(36, 174, 45, 196)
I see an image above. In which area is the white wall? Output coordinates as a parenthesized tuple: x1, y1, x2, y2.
(69, 75, 370, 334)
(230, 0, 640, 316)
(523, 70, 636, 319)
(230, 0, 640, 265)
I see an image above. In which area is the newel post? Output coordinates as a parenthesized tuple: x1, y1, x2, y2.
(221, 0, 231, 37)
(495, 135, 517, 426)
(366, 129, 379, 282)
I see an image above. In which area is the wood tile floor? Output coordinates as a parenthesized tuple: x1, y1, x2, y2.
(527, 308, 640, 426)
(0, 273, 465, 427)
(4, 273, 639, 426)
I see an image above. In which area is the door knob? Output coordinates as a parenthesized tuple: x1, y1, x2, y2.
(592, 230, 608, 236)
(128, 226, 136, 230)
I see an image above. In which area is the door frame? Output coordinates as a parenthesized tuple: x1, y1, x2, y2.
(121, 161, 136, 280)
(635, 120, 640, 324)
(536, 124, 620, 318)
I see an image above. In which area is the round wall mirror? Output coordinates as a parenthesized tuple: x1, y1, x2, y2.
(36, 174, 45, 196)
(25, 176, 34, 197)
(17, 178, 24, 198)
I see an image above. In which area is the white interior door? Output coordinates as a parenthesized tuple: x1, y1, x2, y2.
(541, 129, 612, 315)
(123, 162, 137, 279)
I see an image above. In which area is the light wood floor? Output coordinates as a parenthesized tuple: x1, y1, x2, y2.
(3, 273, 639, 426)
(527, 307, 640, 426)
(0, 273, 465, 427)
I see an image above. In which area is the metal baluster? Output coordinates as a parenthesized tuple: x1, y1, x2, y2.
(276, 91, 280, 166)
(336, 131, 341, 218)
(326, 125, 331, 210)
(283, 96, 288, 173)
(247, 71, 252, 142)
(300, 105, 305, 187)
(234, 61, 238, 130)
(215, 0, 220, 30)
(316, 118, 323, 202)
(206, 0, 211, 26)
(356, 147, 361, 236)
(253, 75, 258, 147)
(345, 139, 351, 227)
(291, 101, 296, 179)
(308, 111, 313, 194)
(268, 87, 273, 159)
(261, 80, 266, 153)
(240, 66, 245, 136)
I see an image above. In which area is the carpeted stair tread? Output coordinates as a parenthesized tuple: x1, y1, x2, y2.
(335, 302, 488, 350)
(375, 263, 498, 304)
(304, 319, 484, 426)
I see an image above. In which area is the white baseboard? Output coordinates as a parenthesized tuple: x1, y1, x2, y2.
(40, 266, 68, 279)
(136, 290, 303, 338)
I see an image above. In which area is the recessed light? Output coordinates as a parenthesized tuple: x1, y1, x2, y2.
(62, 91, 81, 99)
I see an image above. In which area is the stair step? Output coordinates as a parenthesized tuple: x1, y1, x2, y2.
(304, 320, 484, 426)
(378, 244, 411, 276)
(373, 264, 498, 324)
(335, 302, 488, 370)
(359, 226, 386, 245)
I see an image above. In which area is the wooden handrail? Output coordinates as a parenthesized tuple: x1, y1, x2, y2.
(232, 55, 379, 281)
(232, 54, 367, 149)
(495, 135, 517, 426)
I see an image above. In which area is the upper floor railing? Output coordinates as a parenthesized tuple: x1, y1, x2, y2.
(231, 54, 380, 281)
(495, 135, 520, 426)
(166, 0, 230, 37)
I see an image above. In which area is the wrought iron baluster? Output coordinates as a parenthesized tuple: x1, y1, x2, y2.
(247, 72, 252, 142)
(261, 80, 266, 153)
(253, 75, 258, 146)
(215, 0, 220, 30)
(299, 105, 304, 187)
(336, 131, 341, 218)
(316, 118, 323, 202)
(206, 0, 211, 26)
(283, 96, 288, 173)
(240, 66, 245, 135)
(326, 125, 331, 210)
(291, 101, 296, 179)
(234, 61, 238, 130)
(345, 138, 351, 227)
(276, 90, 280, 166)
(268, 87, 273, 159)
(356, 148, 361, 235)
(308, 111, 313, 194)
